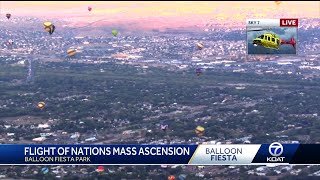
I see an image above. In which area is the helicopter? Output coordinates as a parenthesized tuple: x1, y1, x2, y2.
(249, 28, 296, 50)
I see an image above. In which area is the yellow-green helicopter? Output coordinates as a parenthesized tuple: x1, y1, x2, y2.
(249, 29, 296, 50)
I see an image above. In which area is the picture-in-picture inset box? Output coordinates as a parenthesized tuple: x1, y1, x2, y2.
(246, 19, 298, 55)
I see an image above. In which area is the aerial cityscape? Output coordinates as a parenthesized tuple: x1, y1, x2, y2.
(0, 1, 320, 179)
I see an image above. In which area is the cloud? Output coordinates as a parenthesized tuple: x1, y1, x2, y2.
(278, 28, 297, 40)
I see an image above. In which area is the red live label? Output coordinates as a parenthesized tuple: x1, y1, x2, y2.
(280, 18, 298, 27)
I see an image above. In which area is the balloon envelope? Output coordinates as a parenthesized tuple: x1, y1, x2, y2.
(275, 1, 281, 5)
(37, 102, 46, 110)
(67, 48, 77, 57)
(7, 39, 14, 45)
(197, 42, 204, 50)
(112, 30, 118, 37)
(41, 167, 49, 174)
(43, 22, 55, 35)
(6, 13, 11, 19)
(196, 68, 202, 76)
(96, 166, 104, 172)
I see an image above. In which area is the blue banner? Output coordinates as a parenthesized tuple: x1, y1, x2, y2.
(0, 144, 197, 165)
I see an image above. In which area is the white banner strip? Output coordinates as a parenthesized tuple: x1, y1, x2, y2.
(189, 145, 261, 165)
(246, 19, 280, 27)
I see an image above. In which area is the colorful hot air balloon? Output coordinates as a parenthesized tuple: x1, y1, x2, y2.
(195, 126, 205, 137)
(41, 167, 49, 174)
(43, 22, 55, 35)
(196, 42, 204, 50)
(168, 175, 176, 180)
(67, 48, 77, 57)
(88, 6, 92, 11)
(160, 122, 168, 131)
(96, 166, 104, 172)
(7, 39, 14, 46)
(112, 29, 118, 37)
(178, 174, 187, 180)
(6, 13, 11, 19)
(37, 102, 46, 110)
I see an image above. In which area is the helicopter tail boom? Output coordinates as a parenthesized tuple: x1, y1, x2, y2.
(281, 38, 296, 49)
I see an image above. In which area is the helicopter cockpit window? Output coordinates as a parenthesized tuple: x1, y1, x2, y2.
(272, 38, 275, 42)
(259, 35, 264, 39)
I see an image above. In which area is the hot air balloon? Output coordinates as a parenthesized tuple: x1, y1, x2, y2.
(112, 29, 118, 37)
(41, 167, 49, 174)
(196, 68, 202, 76)
(6, 13, 11, 19)
(67, 48, 77, 57)
(178, 174, 187, 180)
(195, 126, 205, 137)
(7, 39, 14, 46)
(37, 102, 46, 110)
(160, 122, 168, 131)
(196, 42, 204, 50)
(168, 175, 176, 180)
(43, 22, 55, 35)
(88, 6, 92, 11)
(275, 1, 281, 6)
(96, 166, 104, 172)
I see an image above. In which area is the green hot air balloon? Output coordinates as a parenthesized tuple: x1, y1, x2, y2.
(112, 29, 118, 37)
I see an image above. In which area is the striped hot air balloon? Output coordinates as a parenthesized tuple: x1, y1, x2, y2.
(67, 48, 77, 57)
(43, 22, 55, 35)
(196, 42, 204, 50)
(195, 126, 205, 137)
(41, 167, 49, 174)
(178, 174, 187, 180)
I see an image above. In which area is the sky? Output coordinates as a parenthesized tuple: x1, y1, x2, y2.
(0, 1, 319, 29)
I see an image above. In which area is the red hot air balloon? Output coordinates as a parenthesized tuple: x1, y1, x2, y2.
(6, 13, 11, 19)
(96, 166, 104, 172)
(88, 6, 92, 12)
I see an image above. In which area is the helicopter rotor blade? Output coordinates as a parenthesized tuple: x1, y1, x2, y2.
(248, 29, 265, 32)
(247, 27, 273, 32)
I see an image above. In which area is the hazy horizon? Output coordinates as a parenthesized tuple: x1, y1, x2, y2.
(0, 1, 319, 30)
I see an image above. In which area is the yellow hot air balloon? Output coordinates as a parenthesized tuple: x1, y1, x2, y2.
(37, 102, 46, 110)
(43, 22, 55, 35)
(43, 22, 52, 32)
(195, 126, 205, 137)
(275, 1, 281, 6)
(67, 48, 77, 57)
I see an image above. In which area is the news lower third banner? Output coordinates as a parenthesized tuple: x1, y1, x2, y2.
(0, 143, 319, 165)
